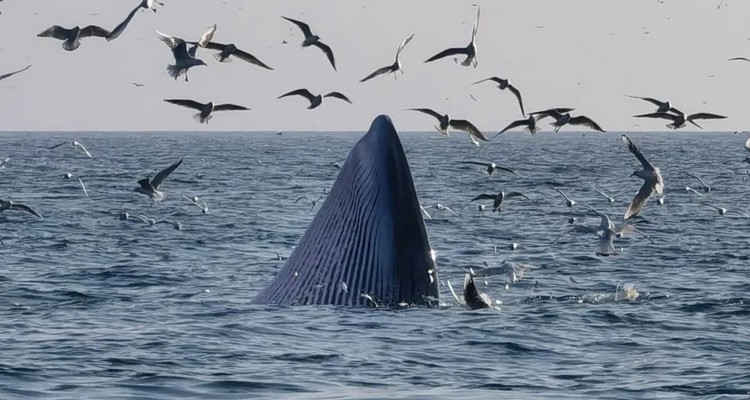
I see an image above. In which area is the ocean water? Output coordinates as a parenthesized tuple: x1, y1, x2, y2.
(1, 130, 749, 399)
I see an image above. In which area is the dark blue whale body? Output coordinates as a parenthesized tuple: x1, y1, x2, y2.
(253, 115, 439, 307)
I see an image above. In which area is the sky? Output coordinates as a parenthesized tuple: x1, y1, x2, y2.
(0, 0, 748, 132)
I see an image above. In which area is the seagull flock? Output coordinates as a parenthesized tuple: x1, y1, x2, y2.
(1, 2, 748, 310)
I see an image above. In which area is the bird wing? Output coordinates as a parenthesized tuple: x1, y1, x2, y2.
(460, 161, 490, 168)
(728, 57, 750, 62)
(555, 188, 572, 202)
(471, 5, 480, 42)
(495, 119, 530, 137)
(395, 33, 415, 59)
(278, 89, 316, 102)
(621, 135, 655, 171)
(745, 137, 750, 152)
(214, 104, 250, 111)
(596, 232, 616, 256)
(496, 166, 522, 177)
(171, 41, 194, 61)
(0, 65, 32, 81)
(282, 16, 313, 37)
(360, 66, 392, 82)
(200, 41, 226, 51)
(38, 25, 69, 40)
(529, 108, 563, 121)
(151, 157, 183, 189)
(164, 99, 205, 111)
(233, 48, 274, 70)
(424, 47, 468, 63)
(471, 76, 503, 85)
(506, 84, 525, 117)
(469, 194, 496, 202)
(74, 142, 93, 158)
(634, 112, 679, 122)
(624, 181, 654, 220)
(323, 92, 352, 103)
(107, 5, 140, 41)
(156, 31, 184, 49)
(10, 203, 42, 218)
(450, 119, 488, 141)
(625, 95, 664, 107)
(687, 112, 727, 121)
(80, 25, 110, 38)
(505, 192, 529, 200)
(408, 108, 443, 121)
(312, 41, 336, 70)
(48, 142, 68, 150)
(199, 24, 217, 47)
(75, 176, 89, 197)
(684, 171, 708, 188)
(568, 115, 605, 132)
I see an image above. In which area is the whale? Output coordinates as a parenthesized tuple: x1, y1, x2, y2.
(253, 115, 440, 307)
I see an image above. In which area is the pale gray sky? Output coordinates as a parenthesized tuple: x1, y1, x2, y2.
(0, 0, 748, 132)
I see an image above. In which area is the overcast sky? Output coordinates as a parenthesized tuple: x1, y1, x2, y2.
(0, 0, 748, 132)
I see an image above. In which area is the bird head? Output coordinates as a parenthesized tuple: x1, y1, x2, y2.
(199, 59, 208, 67)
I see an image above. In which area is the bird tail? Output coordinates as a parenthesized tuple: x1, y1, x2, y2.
(62, 39, 80, 52)
(193, 113, 211, 124)
(213, 53, 231, 63)
(166, 64, 183, 80)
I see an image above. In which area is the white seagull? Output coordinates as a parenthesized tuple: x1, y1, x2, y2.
(48, 140, 93, 159)
(134, 157, 183, 203)
(408, 108, 488, 144)
(635, 110, 727, 130)
(622, 135, 663, 219)
(360, 33, 415, 82)
(703, 203, 749, 218)
(684, 171, 711, 193)
(425, 6, 480, 68)
(459, 161, 521, 176)
(282, 16, 337, 71)
(38, 25, 110, 51)
(184, 195, 209, 214)
(64, 173, 88, 197)
(278, 89, 351, 109)
(626, 95, 680, 114)
(163, 99, 250, 124)
(555, 188, 576, 207)
(0, 158, 10, 168)
(469, 191, 528, 212)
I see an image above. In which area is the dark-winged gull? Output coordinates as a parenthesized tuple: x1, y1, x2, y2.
(626, 95, 680, 114)
(107, 0, 165, 41)
(38, 25, 110, 51)
(163, 99, 249, 124)
(425, 6, 480, 68)
(278, 89, 351, 109)
(360, 33, 414, 82)
(408, 108, 488, 145)
(459, 160, 521, 176)
(282, 16, 337, 71)
(191, 41, 273, 70)
(533, 109, 605, 132)
(134, 157, 183, 203)
(469, 191, 528, 212)
(0, 65, 31, 82)
(495, 115, 538, 137)
(156, 31, 207, 81)
(622, 135, 663, 219)
(634, 110, 726, 130)
(48, 140, 93, 159)
(472, 76, 525, 116)
(0, 198, 42, 218)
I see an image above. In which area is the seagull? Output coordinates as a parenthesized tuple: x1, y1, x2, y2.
(163, 99, 249, 124)
(282, 16, 337, 70)
(703, 203, 749, 217)
(552, 209, 636, 256)
(684, 186, 705, 198)
(743, 137, 750, 163)
(625, 95, 680, 114)
(295, 194, 326, 211)
(107, 0, 165, 41)
(278, 89, 351, 109)
(459, 161, 521, 176)
(728, 57, 750, 63)
(419, 205, 432, 220)
(184, 195, 209, 214)
(529, 107, 575, 117)
(684, 171, 711, 193)
(131, 82, 145, 88)
(469, 261, 539, 285)
(38, 25, 110, 51)
(622, 135, 663, 219)
(634, 110, 727, 129)
(472, 77, 525, 116)
(189, 37, 273, 70)
(425, 6, 480, 68)
(469, 191, 528, 212)
(156, 31, 207, 81)
(533, 109, 605, 132)
(447, 274, 491, 310)
(432, 203, 459, 217)
(494, 115, 538, 137)
(48, 140, 93, 159)
(0, 65, 31, 82)
(0, 198, 42, 218)
(360, 33, 415, 82)
(555, 188, 576, 207)
(64, 173, 88, 197)
(408, 108, 488, 144)
(589, 184, 617, 203)
(0, 158, 9, 168)
(134, 157, 183, 203)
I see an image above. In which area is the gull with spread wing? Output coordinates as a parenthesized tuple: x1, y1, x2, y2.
(472, 76, 525, 116)
(134, 157, 183, 203)
(408, 108, 488, 145)
(425, 6, 480, 68)
(282, 16, 337, 71)
(469, 191, 528, 212)
(278, 89, 351, 109)
(164, 99, 249, 124)
(38, 25, 109, 51)
(460, 161, 521, 176)
(360, 33, 414, 82)
(622, 135, 663, 219)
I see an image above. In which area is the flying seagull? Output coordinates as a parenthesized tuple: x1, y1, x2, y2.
(634, 110, 727, 129)
(107, 0, 165, 41)
(163, 99, 249, 124)
(64, 172, 88, 197)
(134, 157, 183, 203)
(495, 115, 538, 137)
(703, 203, 749, 218)
(408, 108, 488, 144)
(0, 158, 9, 168)
(360, 33, 414, 82)
(533, 109, 605, 132)
(156, 31, 207, 81)
(48, 140, 93, 159)
(626, 95, 681, 114)
(622, 135, 663, 219)
(459, 161, 521, 176)
(184, 195, 209, 214)
(0, 198, 42, 219)
(555, 188, 576, 207)
(38, 25, 110, 51)
(425, 6, 480, 68)
(472, 77, 525, 116)
(282, 16, 337, 71)
(446, 274, 492, 310)
(744, 137, 750, 163)
(469, 191, 528, 212)
(589, 184, 618, 203)
(684, 171, 711, 193)
(278, 89, 351, 109)
(191, 41, 273, 70)
(0, 65, 31, 82)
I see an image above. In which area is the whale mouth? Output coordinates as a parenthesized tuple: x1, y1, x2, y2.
(252, 115, 439, 307)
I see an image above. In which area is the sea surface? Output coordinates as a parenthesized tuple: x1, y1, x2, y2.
(1, 130, 749, 399)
